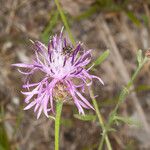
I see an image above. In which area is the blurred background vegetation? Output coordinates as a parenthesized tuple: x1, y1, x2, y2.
(0, 0, 150, 150)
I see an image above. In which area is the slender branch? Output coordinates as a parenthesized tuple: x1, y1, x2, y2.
(89, 88, 112, 150)
(55, 101, 63, 150)
(99, 57, 149, 148)
(54, 0, 75, 45)
(99, 133, 105, 150)
(111, 57, 148, 118)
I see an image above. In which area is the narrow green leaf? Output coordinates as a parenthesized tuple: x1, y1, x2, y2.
(0, 125, 10, 150)
(136, 49, 143, 66)
(126, 11, 141, 26)
(135, 84, 150, 92)
(61, 119, 73, 127)
(41, 10, 59, 43)
(107, 128, 116, 132)
(142, 14, 149, 26)
(48, 115, 55, 121)
(119, 87, 129, 103)
(93, 50, 110, 67)
(74, 114, 96, 121)
(0, 107, 10, 150)
(55, 0, 75, 45)
(113, 115, 140, 126)
(75, 5, 99, 20)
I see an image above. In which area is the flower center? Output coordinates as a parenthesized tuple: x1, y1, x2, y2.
(53, 82, 69, 101)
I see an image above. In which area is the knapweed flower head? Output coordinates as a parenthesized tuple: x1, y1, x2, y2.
(13, 29, 104, 119)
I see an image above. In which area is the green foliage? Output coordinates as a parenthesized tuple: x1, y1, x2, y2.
(136, 49, 143, 65)
(41, 10, 59, 43)
(74, 0, 142, 27)
(75, 1, 122, 21)
(49, 115, 56, 121)
(93, 50, 110, 67)
(0, 125, 10, 150)
(126, 11, 141, 26)
(142, 14, 149, 26)
(74, 114, 96, 121)
(61, 118, 73, 127)
(99, 84, 150, 107)
(53, 1, 149, 149)
(97, 0, 122, 12)
(13, 106, 24, 136)
(0, 107, 10, 150)
(116, 51, 148, 112)
(55, 0, 75, 45)
(55, 102, 63, 150)
(101, 50, 149, 149)
(118, 87, 129, 103)
(75, 4, 99, 20)
(82, 143, 97, 150)
(135, 84, 150, 92)
(125, 139, 137, 150)
(113, 115, 140, 126)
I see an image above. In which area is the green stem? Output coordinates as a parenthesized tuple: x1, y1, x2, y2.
(127, 57, 148, 88)
(99, 133, 105, 150)
(55, 101, 63, 150)
(99, 57, 149, 148)
(54, 1, 112, 149)
(89, 88, 112, 150)
(54, 0, 75, 45)
(111, 57, 148, 118)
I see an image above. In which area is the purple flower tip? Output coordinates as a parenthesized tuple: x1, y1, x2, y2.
(13, 29, 104, 119)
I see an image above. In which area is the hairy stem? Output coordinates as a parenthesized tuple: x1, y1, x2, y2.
(55, 102, 63, 150)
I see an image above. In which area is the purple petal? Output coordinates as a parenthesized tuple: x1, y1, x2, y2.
(34, 41, 47, 52)
(71, 44, 81, 64)
(37, 106, 43, 119)
(23, 82, 39, 89)
(12, 63, 34, 68)
(43, 93, 49, 117)
(75, 90, 94, 110)
(64, 38, 67, 47)
(24, 101, 36, 110)
(91, 75, 104, 85)
(74, 100, 85, 115)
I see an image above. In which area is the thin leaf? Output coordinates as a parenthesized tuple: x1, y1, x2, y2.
(93, 50, 110, 67)
(135, 85, 150, 92)
(75, 4, 99, 20)
(113, 115, 140, 126)
(119, 87, 129, 103)
(0, 106, 10, 150)
(55, 0, 75, 44)
(61, 119, 73, 127)
(48, 115, 55, 121)
(136, 49, 143, 66)
(126, 11, 141, 26)
(41, 10, 59, 43)
(74, 114, 96, 121)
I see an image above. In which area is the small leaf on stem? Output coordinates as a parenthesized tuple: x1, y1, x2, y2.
(74, 114, 96, 121)
(93, 50, 110, 68)
(136, 49, 143, 66)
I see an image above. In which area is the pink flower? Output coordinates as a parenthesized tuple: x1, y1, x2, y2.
(12, 29, 104, 119)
